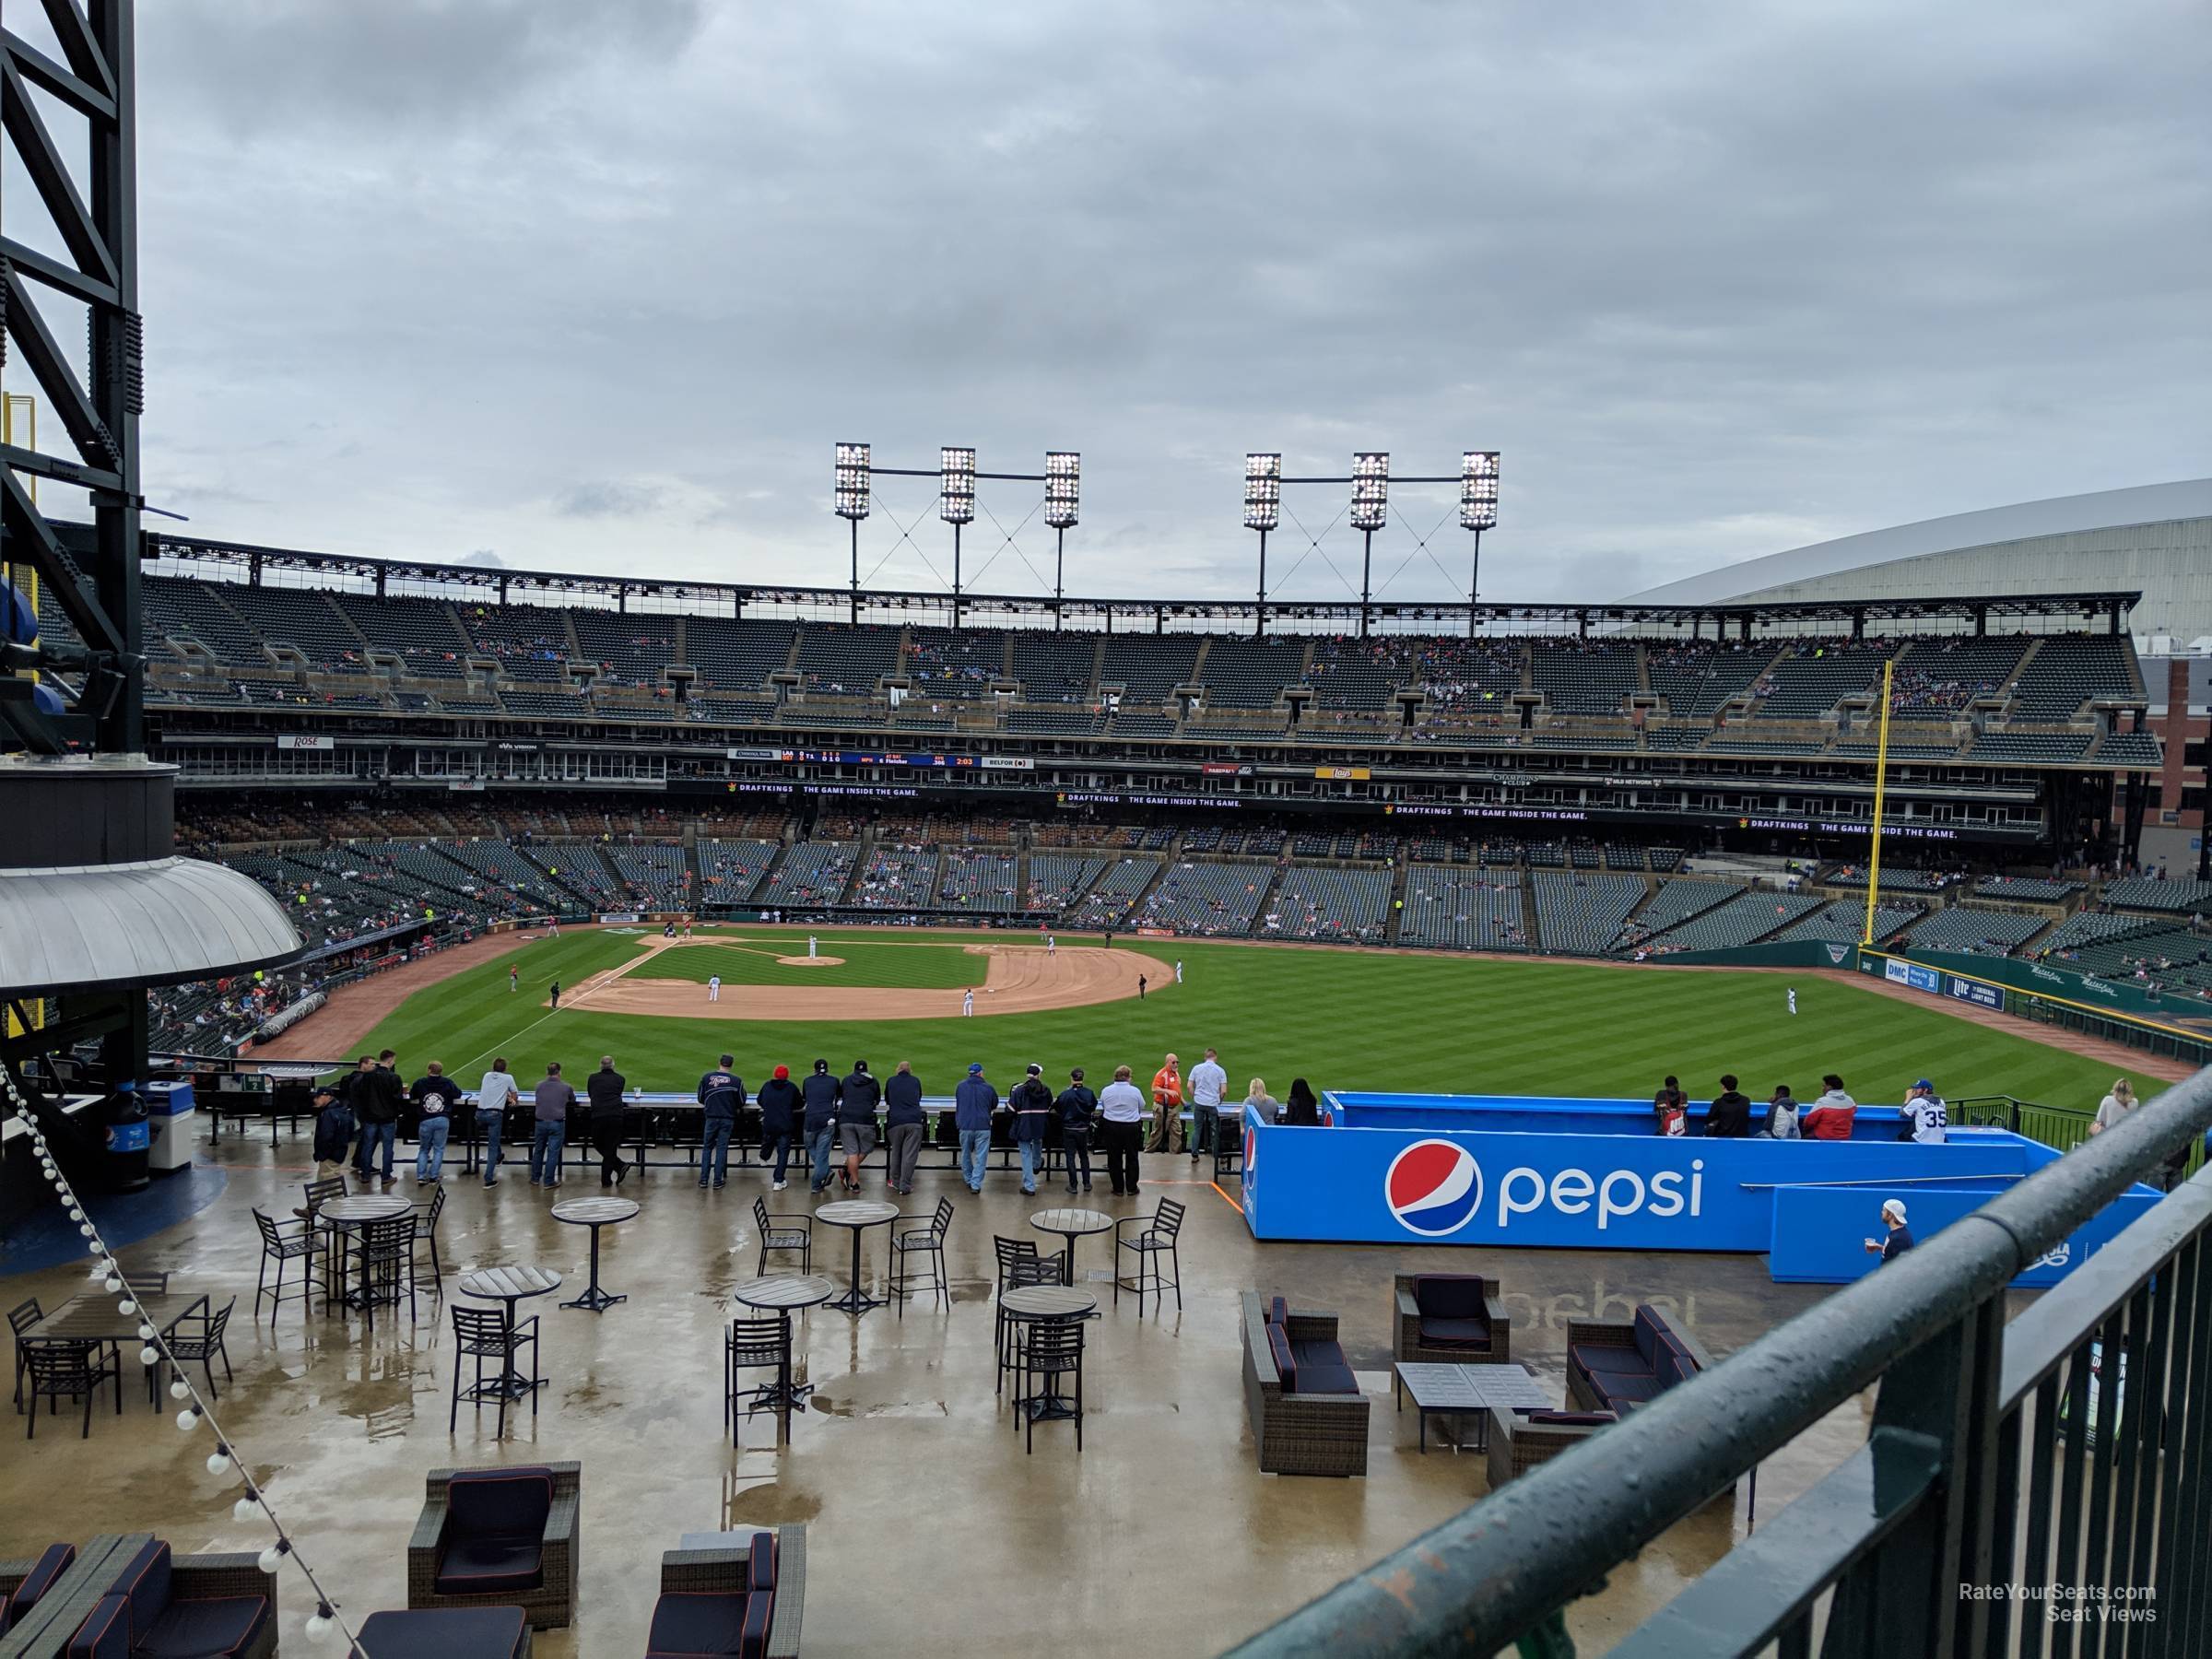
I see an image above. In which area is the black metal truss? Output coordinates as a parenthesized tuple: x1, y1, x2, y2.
(2, 0, 143, 755)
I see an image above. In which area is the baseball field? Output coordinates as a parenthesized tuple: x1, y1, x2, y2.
(329, 924, 2160, 1110)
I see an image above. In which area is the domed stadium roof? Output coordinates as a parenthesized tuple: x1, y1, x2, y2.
(1628, 479, 2212, 641)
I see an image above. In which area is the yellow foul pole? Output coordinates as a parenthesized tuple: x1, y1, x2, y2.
(1863, 657, 1894, 946)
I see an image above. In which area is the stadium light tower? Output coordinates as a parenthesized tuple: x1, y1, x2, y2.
(1044, 451, 1080, 622)
(1461, 451, 1500, 636)
(1350, 453, 1390, 636)
(1244, 453, 1282, 635)
(940, 446, 977, 625)
(834, 442, 872, 622)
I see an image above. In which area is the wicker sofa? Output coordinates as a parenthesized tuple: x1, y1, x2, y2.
(1393, 1273, 1510, 1365)
(408, 1462, 580, 1630)
(1565, 1304, 1716, 1413)
(1485, 1405, 1618, 1485)
(1241, 1293, 1370, 1477)
(1, 1537, 277, 1659)
(647, 1525, 806, 1658)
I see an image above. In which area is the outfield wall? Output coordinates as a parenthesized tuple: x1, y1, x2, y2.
(1243, 1093, 2160, 1285)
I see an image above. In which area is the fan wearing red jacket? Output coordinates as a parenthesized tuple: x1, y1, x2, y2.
(1800, 1075, 1858, 1140)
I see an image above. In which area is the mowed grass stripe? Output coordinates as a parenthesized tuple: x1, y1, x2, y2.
(356, 931, 2157, 1113)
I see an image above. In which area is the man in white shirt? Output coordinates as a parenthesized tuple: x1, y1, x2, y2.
(1900, 1078, 1947, 1145)
(1187, 1048, 1229, 1165)
(708, 974, 722, 1003)
(1097, 1065, 1148, 1196)
(475, 1057, 517, 1187)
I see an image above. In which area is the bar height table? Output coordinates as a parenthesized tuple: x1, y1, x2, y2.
(550, 1196, 640, 1312)
(731, 1274, 834, 1442)
(1029, 1206, 1112, 1285)
(456, 1265, 561, 1406)
(813, 1200, 899, 1316)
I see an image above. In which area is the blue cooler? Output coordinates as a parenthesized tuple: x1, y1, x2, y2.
(147, 1080, 197, 1176)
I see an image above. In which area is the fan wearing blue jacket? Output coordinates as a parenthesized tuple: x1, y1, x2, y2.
(801, 1060, 842, 1195)
(696, 1054, 746, 1191)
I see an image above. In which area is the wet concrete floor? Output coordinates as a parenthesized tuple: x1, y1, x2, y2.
(1, 1135, 1889, 1655)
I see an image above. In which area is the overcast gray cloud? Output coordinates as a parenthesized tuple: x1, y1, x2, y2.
(8, 0, 2208, 606)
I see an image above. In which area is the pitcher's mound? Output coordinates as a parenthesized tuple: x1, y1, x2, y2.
(777, 955, 845, 968)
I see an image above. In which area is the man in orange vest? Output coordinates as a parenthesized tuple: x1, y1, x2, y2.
(1148, 1053, 1184, 1155)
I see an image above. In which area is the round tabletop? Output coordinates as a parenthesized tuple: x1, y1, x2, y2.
(1001, 1284, 1098, 1319)
(319, 1194, 415, 1225)
(457, 1265, 563, 1301)
(815, 1199, 900, 1229)
(1030, 1206, 1112, 1238)
(732, 1275, 836, 1311)
(549, 1197, 641, 1227)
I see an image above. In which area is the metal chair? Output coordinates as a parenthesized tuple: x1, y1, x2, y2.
(132, 1271, 171, 1294)
(994, 1245, 1064, 1398)
(252, 1207, 320, 1321)
(22, 1339, 123, 1440)
(412, 1183, 448, 1292)
(358, 1214, 420, 1327)
(888, 1197, 956, 1317)
(9, 1296, 42, 1413)
(1113, 1196, 1185, 1314)
(724, 1315, 799, 1447)
(167, 1297, 236, 1402)
(751, 1194, 813, 1276)
(449, 1304, 539, 1437)
(1015, 1319, 1087, 1454)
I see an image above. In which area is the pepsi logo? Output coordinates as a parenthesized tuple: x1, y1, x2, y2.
(1385, 1139, 1484, 1236)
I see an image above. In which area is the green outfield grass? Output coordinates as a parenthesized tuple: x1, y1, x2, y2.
(628, 934, 989, 990)
(358, 927, 2157, 1111)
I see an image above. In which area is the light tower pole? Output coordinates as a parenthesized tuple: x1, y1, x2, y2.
(1462, 452, 1500, 637)
(1244, 453, 1281, 637)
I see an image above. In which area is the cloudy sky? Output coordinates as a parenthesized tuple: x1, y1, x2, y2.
(7, 0, 2207, 607)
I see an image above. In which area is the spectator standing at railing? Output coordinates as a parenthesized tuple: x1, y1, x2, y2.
(1187, 1048, 1229, 1164)
(757, 1065, 799, 1191)
(476, 1058, 515, 1186)
(588, 1055, 631, 1187)
(410, 1061, 461, 1182)
(354, 1050, 404, 1185)
(1098, 1065, 1147, 1195)
(1148, 1053, 1184, 1154)
(1056, 1069, 1098, 1194)
(530, 1063, 573, 1186)
(884, 1062, 927, 1195)
(1011, 1064, 1054, 1195)
(802, 1059, 842, 1194)
(838, 1060, 882, 1194)
(697, 1053, 744, 1191)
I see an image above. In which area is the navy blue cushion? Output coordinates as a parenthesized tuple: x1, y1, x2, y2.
(1265, 1322, 1296, 1389)
(1598, 1372, 1662, 1408)
(137, 1595, 269, 1658)
(445, 1467, 553, 1541)
(1631, 1305, 1664, 1367)
(647, 1592, 751, 1655)
(1267, 1296, 1288, 1327)
(1413, 1275, 1488, 1321)
(746, 1533, 775, 1594)
(111, 1539, 171, 1639)
(1571, 1343, 1652, 1379)
(354, 1606, 528, 1659)
(1418, 1314, 1490, 1348)
(67, 1594, 132, 1659)
(6, 1542, 75, 1630)
(1289, 1338, 1358, 1396)
(434, 1535, 544, 1596)
(1523, 1409, 1616, 1426)
(742, 1591, 772, 1659)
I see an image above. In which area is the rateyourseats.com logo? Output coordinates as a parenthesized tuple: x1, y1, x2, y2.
(1385, 1139, 1706, 1236)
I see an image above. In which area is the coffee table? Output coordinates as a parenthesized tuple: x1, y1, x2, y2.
(814, 1200, 899, 1315)
(1029, 1206, 1112, 1284)
(550, 1196, 639, 1312)
(1393, 1360, 1553, 1453)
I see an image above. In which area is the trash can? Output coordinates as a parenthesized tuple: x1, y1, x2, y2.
(104, 1080, 150, 1194)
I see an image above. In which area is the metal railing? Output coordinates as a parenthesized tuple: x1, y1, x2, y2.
(1227, 1067, 2212, 1659)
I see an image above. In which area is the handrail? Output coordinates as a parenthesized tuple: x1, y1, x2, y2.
(1223, 1065, 2212, 1659)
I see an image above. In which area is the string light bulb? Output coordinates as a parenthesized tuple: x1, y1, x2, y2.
(233, 1490, 260, 1524)
(207, 1447, 232, 1476)
(177, 1406, 199, 1432)
(305, 1606, 335, 1641)
(140, 1346, 159, 1367)
(257, 1539, 290, 1576)
(171, 1379, 192, 1401)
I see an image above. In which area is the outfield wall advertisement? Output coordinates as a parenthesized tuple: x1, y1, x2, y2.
(1243, 1093, 2156, 1285)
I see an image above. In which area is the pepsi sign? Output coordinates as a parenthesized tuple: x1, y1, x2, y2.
(1385, 1140, 1484, 1236)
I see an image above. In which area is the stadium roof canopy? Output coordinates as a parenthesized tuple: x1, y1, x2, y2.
(1626, 478, 2212, 610)
(118, 528, 2139, 637)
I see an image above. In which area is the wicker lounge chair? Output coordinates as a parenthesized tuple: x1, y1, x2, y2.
(1241, 1292, 1370, 1477)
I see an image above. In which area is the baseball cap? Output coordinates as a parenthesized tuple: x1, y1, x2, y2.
(968, 1062, 983, 1074)
(853, 1059, 869, 1074)
(812, 1059, 829, 1073)
(1912, 1078, 1934, 1092)
(1027, 1063, 1042, 1077)
(1882, 1199, 1908, 1222)
(772, 1065, 789, 1080)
